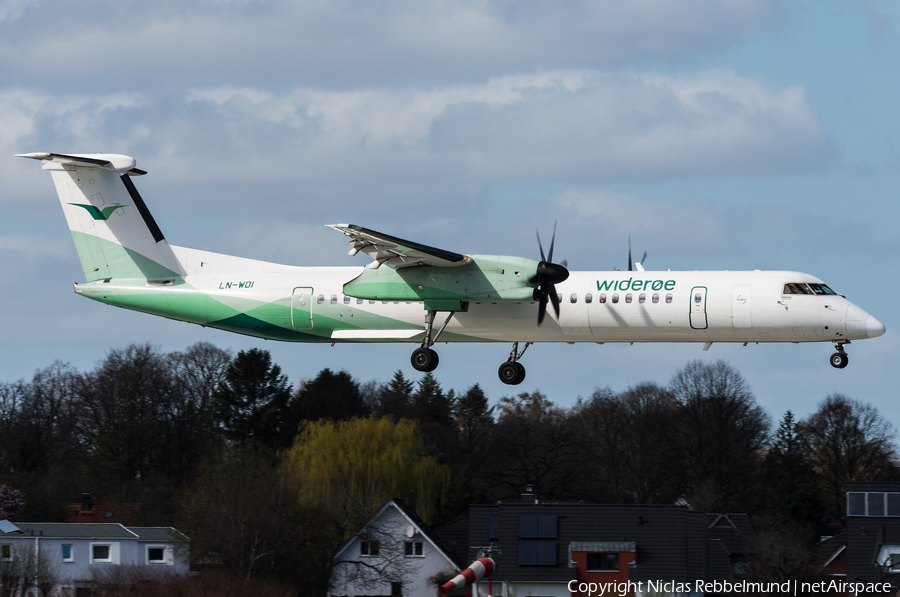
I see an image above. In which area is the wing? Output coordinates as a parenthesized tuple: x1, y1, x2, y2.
(327, 224, 472, 269)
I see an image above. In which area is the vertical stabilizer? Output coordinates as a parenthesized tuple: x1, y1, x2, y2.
(17, 153, 183, 282)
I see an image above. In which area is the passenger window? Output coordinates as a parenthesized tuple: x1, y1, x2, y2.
(331, 294, 338, 305)
(639, 293, 646, 304)
(585, 293, 593, 304)
(665, 293, 673, 304)
(343, 296, 351, 305)
(570, 293, 578, 303)
(317, 294, 325, 305)
(357, 298, 364, 304)
(652, 293, 659, 304)
(612, 293, 619, 304)
(599, 293, 606, 304)
(694, 293, 702, 304)
(625, 293, 632, 304)
(557, 293, 562, 304)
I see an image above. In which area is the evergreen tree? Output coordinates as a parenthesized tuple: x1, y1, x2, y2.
(213, 349, 294, 453)
(293, 368, 367, 422)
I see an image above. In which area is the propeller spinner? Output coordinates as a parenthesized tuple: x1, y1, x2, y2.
(529, 223, 569, 326)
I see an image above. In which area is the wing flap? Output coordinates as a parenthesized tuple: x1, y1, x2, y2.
(328, 224, 472, 269)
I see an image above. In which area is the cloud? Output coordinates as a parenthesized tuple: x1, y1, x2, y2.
(2, 68, 836, 204)
(0, 1, 784, 90)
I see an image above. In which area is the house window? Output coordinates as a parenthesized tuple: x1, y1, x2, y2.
(404, 541, 423, 556)
(734, 561, 750, 575)
(92, 544, 112, 563)
(587, 553, 618, 572)
(890, 554, 900, 572)
(391, 581, 402, 596)
(1, 544, 11, 561)
(147, 546, 167, 564)
(360, 541, 380, 556)
(489, 515, 499, 540)
(62, 544, 73, 562)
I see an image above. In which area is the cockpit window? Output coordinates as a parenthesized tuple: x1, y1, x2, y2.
(783, 282, 838, 296)
(808, 283, 837, 295)
(783, 283, 813, 295)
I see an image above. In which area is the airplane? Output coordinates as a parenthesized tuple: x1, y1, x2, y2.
(16, 152, 886, 385)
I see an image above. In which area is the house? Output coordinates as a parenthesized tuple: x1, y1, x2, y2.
(0, 520, 189, 594)
(456, 493, 754, 597)
(330, 497, 464, 597)
(64, 493, 140, 526)
(841, 481, 900, 589)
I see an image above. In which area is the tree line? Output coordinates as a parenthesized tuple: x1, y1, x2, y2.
(0, 342, 896, 594)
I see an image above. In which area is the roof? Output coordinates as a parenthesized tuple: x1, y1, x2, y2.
(4, 523, 138, 539)
(333, 498, 465, 570)
(392, 498, 465, 569)
(128, 527, 189, 542)
(65, 500, 141, 525)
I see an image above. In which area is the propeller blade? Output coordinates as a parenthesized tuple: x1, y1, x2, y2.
(641, 251, 647, 266)
(628, 234, 633, 272)
(537, 288, 548, 326)
(560, 259, 568, 268)
(536, 229, 546, 263)
(549, 284, 561, 319)
(547, 221, 557, 264)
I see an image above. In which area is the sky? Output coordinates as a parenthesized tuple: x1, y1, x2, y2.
(1, 0, 898, 427)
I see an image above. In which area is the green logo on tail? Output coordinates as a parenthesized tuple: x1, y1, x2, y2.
(69, 203, 128, 221)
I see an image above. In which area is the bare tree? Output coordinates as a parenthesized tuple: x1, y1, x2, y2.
(571, 383, 681, 504)
(799, 394, 898, 516)
(669, 360, 770, 512)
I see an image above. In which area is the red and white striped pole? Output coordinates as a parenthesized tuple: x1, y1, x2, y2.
(439, 558, 495, 596)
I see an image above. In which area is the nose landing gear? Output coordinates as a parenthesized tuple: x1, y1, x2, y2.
(830, 340, 850, 369)
(499, 342, 531, 385)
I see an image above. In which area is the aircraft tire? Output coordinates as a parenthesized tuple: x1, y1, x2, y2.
(411, 347, 439, 372)
(830, 352, 849, 369)
(499, 361, 526, 385)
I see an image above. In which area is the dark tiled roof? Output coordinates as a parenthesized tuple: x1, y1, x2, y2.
(6, 523, 137, 539)
(128, 527, 189, 542)
(65, 501, 141, 525)
(435, 514, 470, 566)
(468, 502, 713, 583)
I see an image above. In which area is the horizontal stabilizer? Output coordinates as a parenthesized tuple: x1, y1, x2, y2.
(15, 152, 147, 176)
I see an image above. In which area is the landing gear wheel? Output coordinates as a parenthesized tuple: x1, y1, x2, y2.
(498, 361, 526, 385)
(411, 347, 439, 372)
(830, 352, 849, 369)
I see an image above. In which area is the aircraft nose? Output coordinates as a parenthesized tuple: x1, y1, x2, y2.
(867, 314, 886, 338)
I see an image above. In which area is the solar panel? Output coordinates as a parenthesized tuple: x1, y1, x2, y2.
(0, 520, 21, 534)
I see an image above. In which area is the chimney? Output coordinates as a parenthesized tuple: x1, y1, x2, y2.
(521, 484, 538, 503)
(81, 493, 93, 512)
(408, 490, 417, 515)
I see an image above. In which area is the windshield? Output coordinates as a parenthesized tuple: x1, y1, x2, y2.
(783, 282, 839, 296)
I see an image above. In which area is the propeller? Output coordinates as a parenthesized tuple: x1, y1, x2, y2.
(529, 222, 569, 326)
(627, 235, 647, 272)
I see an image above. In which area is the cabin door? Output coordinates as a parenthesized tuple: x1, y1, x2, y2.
(291, 287, 314, 330)
(690, 286, 708, 330)
(732, 286, 752, 328)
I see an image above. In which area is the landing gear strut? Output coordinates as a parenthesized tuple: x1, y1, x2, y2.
(410, 310, 455, 372)
(830, 340, 850, 369)
(498, 342, 531, 385)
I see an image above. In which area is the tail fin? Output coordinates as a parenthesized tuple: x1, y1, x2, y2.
(17, 153, 183, 282)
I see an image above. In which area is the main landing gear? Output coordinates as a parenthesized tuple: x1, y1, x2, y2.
(410, 311, 455, 373)
(498, 342, 531, 385)
(830, 340, 850, 369)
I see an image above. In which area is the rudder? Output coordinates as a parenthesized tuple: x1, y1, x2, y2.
(18, 153, 183, 282)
